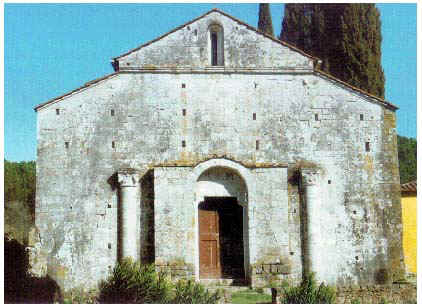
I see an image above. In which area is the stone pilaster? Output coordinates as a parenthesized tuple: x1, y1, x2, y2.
(118, 169, 141, 261)
(301, 168, 322, 278)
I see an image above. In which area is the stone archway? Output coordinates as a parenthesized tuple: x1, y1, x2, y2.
(194, 164, 249, 281)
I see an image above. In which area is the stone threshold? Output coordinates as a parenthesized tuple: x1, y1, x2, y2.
(199, 278, 248, 287)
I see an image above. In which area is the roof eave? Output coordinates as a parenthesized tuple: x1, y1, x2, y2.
(112, 8, 218, 61)
(314, 69, 399, 111)
(34, 72, 119, 112)
(401, 181, 417, 192)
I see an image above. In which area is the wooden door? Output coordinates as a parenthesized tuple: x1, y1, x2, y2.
(199, 203, 221, 278)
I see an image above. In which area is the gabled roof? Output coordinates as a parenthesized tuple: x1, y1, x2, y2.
(401, 181, 417, 192)
(112, 8, 320, 63)
(35, 8, 398, 112)
(34, 72, 119, 111)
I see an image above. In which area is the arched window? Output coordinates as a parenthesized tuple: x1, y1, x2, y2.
(208, 24, 224, 66)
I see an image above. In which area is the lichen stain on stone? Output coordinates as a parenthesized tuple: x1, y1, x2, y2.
(55, 265, 69, 280)
(154, 154, 288, 169)
(363, 154, 374, 177)
(383, 111, 396, 128)
(47, 259, 69, 289)
(161, 257, 194, 271)
(290, 159, 325, 175)
(379, 108, 405, 282)
(179, 151, 198, 163)
(255, 248, 287, 265)
(187, 230, 194, 241)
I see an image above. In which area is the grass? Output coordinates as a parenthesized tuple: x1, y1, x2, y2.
(230, 289, 272, 304)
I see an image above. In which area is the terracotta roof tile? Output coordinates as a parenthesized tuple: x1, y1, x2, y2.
(401, 181, 417, 192)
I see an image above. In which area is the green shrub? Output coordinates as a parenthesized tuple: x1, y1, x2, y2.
(171, 279, 220, 304)
(97, 258, 171, 303)
(351, 298, 361, 304)
(98, 259, 220, 304)
(63, 288, 97, 304)
(282, 273, 336, 304)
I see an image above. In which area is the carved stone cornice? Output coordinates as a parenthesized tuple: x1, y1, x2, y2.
(118, 67, 314, 74)
(301, 169, 321, 186)
(117, 169, 141, 187)
(154, 154, 288, 169)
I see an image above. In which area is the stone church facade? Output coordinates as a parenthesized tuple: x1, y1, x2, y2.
(32, 9, 404, 291)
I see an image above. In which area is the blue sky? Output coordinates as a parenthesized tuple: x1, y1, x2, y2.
(4, 3, 417, 162)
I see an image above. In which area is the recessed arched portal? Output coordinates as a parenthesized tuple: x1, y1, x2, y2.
(195, 164, 249, 281)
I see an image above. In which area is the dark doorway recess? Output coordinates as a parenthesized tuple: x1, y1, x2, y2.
(199, 197, 244, 279)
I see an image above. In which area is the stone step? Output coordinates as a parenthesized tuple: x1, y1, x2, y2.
(206, 285, 250, 293)
(199, 278, 248, 287)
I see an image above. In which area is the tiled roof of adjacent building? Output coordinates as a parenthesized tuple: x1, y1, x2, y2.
(401, 181, 417, 192)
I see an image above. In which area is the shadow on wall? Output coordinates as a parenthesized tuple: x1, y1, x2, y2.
(141, 170, 155, 264)
(4, 235, 61, 303)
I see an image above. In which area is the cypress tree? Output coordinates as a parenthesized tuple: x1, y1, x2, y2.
(258, 3, 274, 36)
(280, 4, 385, 98)
(397, 135, 417, 183)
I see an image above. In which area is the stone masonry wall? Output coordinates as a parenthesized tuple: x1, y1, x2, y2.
(36, 70, 402, 290)
(272, 283, 416, 304)
(335, 283, 416, 304)
(251, 168, 291, 287)
(117, 11, 313, 70)
(154, 166, 195, 279)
